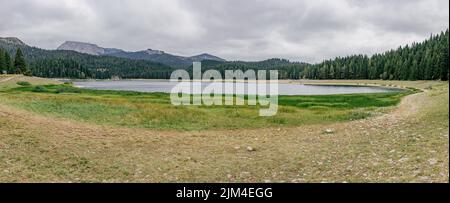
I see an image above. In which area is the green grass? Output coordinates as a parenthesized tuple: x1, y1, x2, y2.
(0, 83, 412, 131)
(1, 78, 447, 183)
(16, 81, 31, 86)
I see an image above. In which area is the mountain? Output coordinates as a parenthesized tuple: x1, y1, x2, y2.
(2, 29, 449, 81)
(0, 37, 26, 46)
(56, 41, 226, 68)
(188, 53, 225, 62)
(106, 49, 192, 68)
(1, 37, 306, 80)
(1, 37, 174, 79)
(57, 41, 124, 56)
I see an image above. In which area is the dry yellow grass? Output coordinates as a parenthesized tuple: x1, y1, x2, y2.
(0, 76, 448, 182)
(0, 75, 61, 91)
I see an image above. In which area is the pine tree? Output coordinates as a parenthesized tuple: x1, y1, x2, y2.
(302, 29, 448, 81)
(4, 51, 13, 74)
(440, 30, 449, 81)
(14, 48, 28, 74)
(0, 49, 5, 73)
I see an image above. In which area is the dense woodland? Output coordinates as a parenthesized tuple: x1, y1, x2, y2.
(186, 30, 449, 81)
(0, 29, 448, 80)
(190, 59, 308, 79)
(0, 48, 29, 75)
(0, 42, 174, 79)
(302, 30, 449, 81)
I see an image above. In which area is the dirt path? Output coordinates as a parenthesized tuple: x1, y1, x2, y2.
(0, 75, 17, 83)
(0, 82, 448, 182)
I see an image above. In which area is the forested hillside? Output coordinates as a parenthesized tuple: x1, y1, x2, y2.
(57, 41, 225, 69)
(188, 30, 449, 81)
(301, 30, 449, 81)
(1, 29, 448, 80)
(0, 40, 174, 79)
(190, 58, 308, 79)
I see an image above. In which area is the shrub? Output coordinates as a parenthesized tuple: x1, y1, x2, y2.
(23, 70, 32, 76)
(55, 87, 81, 94)
(16, 81, 31, 86)
(32, 86, 48, 92)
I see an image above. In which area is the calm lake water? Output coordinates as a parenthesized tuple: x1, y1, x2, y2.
(72, 80, 403, 95)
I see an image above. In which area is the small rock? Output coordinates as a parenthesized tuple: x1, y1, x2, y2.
(398, 157, 409, 163)
(324, 129, 334, 134)
(419, 176, 430, 182)
(428, 158, 438, 165)
(227, 174, 233, 179)
(264, 179, 271, 183)
(240, 172, 251, 178)
(246, 146, 255, 152)
(291, 178, 304, 183)
(234, 146, 241, 150)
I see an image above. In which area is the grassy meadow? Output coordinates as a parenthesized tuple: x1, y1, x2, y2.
(0, 81, 411, 131)
(0, 76, 447, 183)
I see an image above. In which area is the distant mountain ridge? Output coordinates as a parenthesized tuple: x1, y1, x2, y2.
(57, 41, 124, 56)
(57, 41, 226, 68)
(0, 37, 26, 46)
(1, 37, 174, 79)
(4, 29, 446, 81)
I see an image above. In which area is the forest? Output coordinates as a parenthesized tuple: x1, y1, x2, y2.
(0, 42, 174, 79)
(183, 30, 449, 81)
(302, 30, 449, 81)
(1, 29, 448, 80)
(187, 58, 308, 79)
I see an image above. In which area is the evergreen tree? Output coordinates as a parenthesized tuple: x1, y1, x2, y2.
(4, 51, 13, 74)
(301, 29, 449, 81)
(0, 49, 5, 73)
(13, 48, 28, 74)
(440, 30, 449, 81)
(1, 29, 448, 80)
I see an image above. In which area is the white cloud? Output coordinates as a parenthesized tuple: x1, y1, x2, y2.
(1, 0, 448, 63)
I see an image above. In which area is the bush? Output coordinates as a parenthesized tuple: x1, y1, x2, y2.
(23, 70, 32, 76)
(32, 86, 48, 92)
(55, 87, 81, 94)
(16, 81, 31, 86)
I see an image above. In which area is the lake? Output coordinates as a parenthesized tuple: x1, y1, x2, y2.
(72, 80, 403, 95)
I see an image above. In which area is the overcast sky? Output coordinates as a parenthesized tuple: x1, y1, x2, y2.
(1, 0, 448, 63)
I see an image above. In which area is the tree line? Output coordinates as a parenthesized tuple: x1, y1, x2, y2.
(301, 29, 449, 81)
(1, 29, 448, 80)
(190, 58, 308, 80)
(0, 48, 29, 75)
(0, 41, 174, 79)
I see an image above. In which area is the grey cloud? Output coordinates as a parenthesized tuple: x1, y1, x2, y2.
(0, 0, 448, 63)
